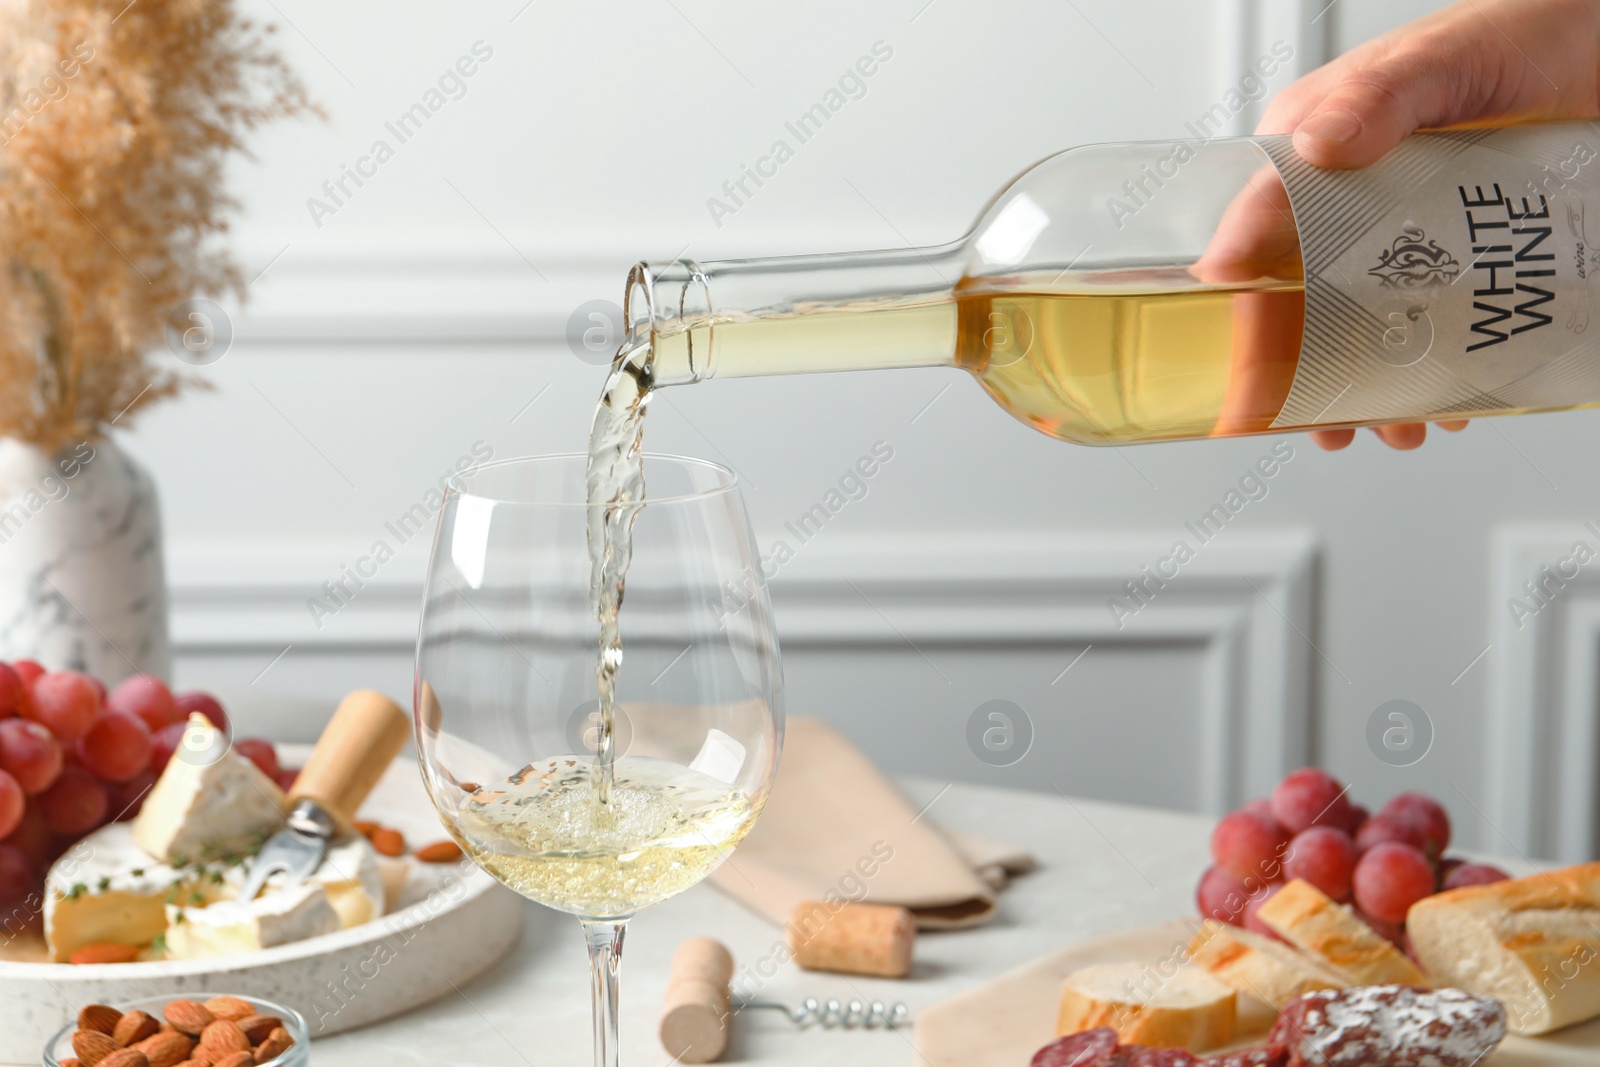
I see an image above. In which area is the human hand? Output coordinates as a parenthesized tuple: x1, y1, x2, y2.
(1258, 0, 1600, 449)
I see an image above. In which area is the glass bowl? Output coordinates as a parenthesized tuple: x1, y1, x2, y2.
(43, 992, 309, 1066)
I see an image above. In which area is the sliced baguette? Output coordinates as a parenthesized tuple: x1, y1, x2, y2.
(1187, 919, 1348, 1033)
(1057, 960, 1237, 1051)
(1256, 879, 1427, 987)
(1408, 861, 1600, 1035)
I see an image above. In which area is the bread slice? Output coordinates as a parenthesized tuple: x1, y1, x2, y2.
(1256, 879, 1427, 987)
(1187, 919, 1348, 1033)
(1057, 960, 1237, 1051)
(1408, 861, 1600, 1035)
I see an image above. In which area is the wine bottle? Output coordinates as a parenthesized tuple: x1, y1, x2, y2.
(621, 121, 1599, 445)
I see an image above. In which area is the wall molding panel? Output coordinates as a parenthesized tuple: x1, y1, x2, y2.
(168, 532, 1318, 810)
(1488, 525, 1600, 862)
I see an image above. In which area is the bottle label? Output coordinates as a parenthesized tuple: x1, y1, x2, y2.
(1254, 127, 1599, 428)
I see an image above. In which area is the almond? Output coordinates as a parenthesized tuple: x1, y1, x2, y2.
(114, 1011, 162, 1046)
(72, 1031, 120, 1067)
(211, 1054, 253, 1067)
(99, 1051, 150, 1067)
(197, 1020, 248, 1055)
(369, 826, 406, 856)
(201, 997, 254, 1022)
(185, 1047, 217, 1067)
(233, 1015, 281, 1045)
(69, 942, 142, 965)
(135, 1031, 194, 1067)
(353, 819, 381, 837)
(252, 1028, 293, 1064)
(162, 1001, 214, 1036)
(78, 1004, 124, 1035)
(62, 1060, 82, 1067)
(414, 839, 463, 863)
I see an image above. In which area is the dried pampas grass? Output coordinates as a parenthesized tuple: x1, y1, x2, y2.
(0, 0, 316, 451)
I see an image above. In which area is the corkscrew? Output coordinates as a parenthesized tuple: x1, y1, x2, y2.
(660, 938, 913, 1063)
(731, 995, 911, 1030)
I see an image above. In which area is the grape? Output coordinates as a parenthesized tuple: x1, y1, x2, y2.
(1381, 792, 1451, 858)
(150, 721, 187, 776)
(1283, 827, 1357, 901)
(1347, 803, 1371, 833)
(39, 765, 108, 835)
(1354, 906, 1404, 946)
(1271, 768, 1352, 834)
(0, 664, 25, 718)
(1242, 882, 1285, 939)
(174, 691, 227, 733)
(1, 806, 51, 869)
(274, 766, 300, 792)
(1211, 810, 1291, 883)
(105, 770, 157, 822)
(0, 842, 32, 903)
(11, 660, 44, 687)
(1197, 866, 1250, 925)
(1242, 798, 1276, 823)
(233, 738, 280, 780)
(0, 770, 22, 839)
(1355, 814, 1428, 854)
(1353, 842, 1436, 923)
(25, 671, 101, 742)
(1442, 863, 1511, 890)
(0, 718, 63, 794)
(76, 713, 153, 782)
(108, 675, 181, 732)
(86, 675, 107, 704)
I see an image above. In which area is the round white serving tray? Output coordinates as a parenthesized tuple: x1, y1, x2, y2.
(0, 747, 523, 1063)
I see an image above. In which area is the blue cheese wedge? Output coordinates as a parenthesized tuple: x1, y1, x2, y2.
(133, 713, 286, 863)
(164, 882, 341, 959)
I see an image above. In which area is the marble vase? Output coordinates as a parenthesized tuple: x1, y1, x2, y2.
(0, 437, 171, 683)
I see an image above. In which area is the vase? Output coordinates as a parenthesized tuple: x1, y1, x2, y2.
(0, 436, 171, 683)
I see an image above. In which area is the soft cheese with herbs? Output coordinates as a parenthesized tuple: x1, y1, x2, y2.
(44, 714, 383, 962)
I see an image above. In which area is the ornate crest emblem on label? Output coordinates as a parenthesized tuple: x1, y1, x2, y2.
(1366, 223, 1461, 289)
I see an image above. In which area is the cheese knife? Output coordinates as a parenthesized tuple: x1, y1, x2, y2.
(239, 689, 411, 901)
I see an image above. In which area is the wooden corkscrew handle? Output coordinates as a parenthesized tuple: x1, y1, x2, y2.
(289, 689, 412, 823)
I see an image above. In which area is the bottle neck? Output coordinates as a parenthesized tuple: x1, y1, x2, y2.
(626, 243, 968, 387)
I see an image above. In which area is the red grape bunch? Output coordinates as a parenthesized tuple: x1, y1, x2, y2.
(1197, 767, 1511, 948)
(0, 663, 298, 924)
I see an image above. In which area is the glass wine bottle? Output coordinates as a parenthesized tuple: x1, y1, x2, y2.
(620, 121, 1598, 445)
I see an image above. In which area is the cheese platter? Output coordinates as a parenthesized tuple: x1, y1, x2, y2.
(0, 681, 522, 1063)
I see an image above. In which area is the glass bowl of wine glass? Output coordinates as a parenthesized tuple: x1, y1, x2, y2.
(414, 452, 783, 1066)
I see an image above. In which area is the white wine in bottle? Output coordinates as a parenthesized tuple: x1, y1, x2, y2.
(614, 122, 1599, 445)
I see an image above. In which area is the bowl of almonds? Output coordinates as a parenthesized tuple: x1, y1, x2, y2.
(42, 993, 308, 1067)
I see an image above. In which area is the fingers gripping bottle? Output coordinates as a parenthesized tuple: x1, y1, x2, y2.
(621, 121, 1599, 445)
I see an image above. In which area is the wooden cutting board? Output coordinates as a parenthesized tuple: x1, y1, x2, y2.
(913, 919, 1600, 1066)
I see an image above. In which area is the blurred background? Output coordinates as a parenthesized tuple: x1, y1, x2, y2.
(124, 0, 1587, 859)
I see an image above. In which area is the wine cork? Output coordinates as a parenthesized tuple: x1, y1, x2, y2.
(660, 937, 734, 1064)
(786, 900, 915, 978)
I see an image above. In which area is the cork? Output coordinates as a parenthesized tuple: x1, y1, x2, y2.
(660, 937, 735, 1063)
(786, 900, 915, 978)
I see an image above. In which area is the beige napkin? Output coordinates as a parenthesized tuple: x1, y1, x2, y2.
(709, 718, 1034, 930)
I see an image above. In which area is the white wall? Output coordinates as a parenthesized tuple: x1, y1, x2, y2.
(117, 0, 1596, 859)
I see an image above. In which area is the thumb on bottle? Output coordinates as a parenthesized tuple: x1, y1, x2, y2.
(1291, 53, 1469, 169)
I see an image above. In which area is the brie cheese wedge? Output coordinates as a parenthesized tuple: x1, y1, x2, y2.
(42, 823, 197, 962)
(164, 881, 342, 959)
(133, 713, 286, 862)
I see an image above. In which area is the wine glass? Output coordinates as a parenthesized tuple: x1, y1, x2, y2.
(414, 453, 783, 1067)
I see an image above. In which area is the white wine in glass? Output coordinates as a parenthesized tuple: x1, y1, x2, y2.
(415, 454, 783, 1067)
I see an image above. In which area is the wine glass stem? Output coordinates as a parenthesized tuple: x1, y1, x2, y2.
(582, 918, 629, 1067)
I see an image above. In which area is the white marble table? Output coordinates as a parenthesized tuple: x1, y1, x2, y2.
(310, 780, 1225, 1067)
